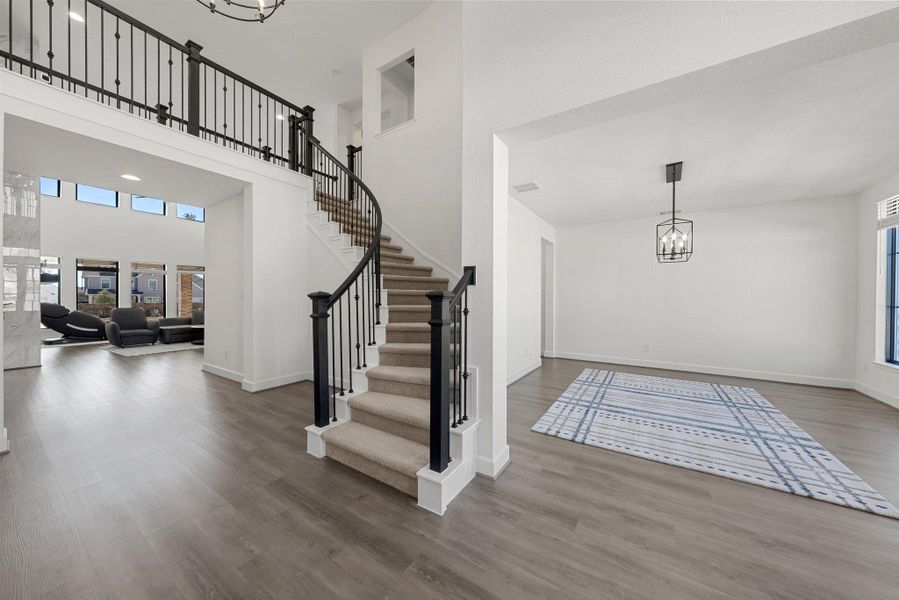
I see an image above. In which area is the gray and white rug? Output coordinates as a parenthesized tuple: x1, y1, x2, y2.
(101, 342, 202, 357)
(532, 368, 899, 519)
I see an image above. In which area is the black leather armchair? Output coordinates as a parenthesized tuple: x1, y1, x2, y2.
(40, 303, 106, 340)
(105, 308, 159, 348)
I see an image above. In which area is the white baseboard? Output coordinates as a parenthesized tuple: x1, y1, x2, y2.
(542, 350, 557, 358)
(854, 382, 899, 411)
(507, 360, 542, 385)
(202, 362, 243, 383)
(553, 351, 855, 389)
(0, 428, 8, 455)
(476, 444, 510, 479)
(242, 371, 312, 393)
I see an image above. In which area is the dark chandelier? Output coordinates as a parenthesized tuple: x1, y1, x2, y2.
(197, 0, 286, 23)
(656, 161, 693, 263)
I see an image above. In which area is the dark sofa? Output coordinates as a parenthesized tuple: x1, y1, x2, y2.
(105, 308, 159, 348)
(40, 303, 106, 340)
(158, 310, 204, 344)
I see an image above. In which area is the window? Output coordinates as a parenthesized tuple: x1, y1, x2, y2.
(76, 184, 118, 207)
(40, 177, 60, 197)
(176, 204, 205, 222)
(379, 52, 414, 132)
(176, 265, 204, 317)
(40, 257, 60, 306)
(76, 259, 118, 319)
(887, 228, 899, 364)
(131, 262, 166, 318)
(131, 195, 166, 215)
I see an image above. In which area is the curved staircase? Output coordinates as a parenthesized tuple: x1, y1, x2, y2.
(309, 191, 449, 497)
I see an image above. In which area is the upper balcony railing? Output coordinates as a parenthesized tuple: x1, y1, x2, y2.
(1, 0, 314, 169)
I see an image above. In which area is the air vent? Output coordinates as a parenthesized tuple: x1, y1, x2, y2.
(512, 182, 540, 194)
(879, 195, 899, 229)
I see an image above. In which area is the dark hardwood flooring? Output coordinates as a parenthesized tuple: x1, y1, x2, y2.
(2, 348, 899, 599)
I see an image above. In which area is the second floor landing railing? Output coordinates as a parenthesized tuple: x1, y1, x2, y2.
(1, 0, 314, 169)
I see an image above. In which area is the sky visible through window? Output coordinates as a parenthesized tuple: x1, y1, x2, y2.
(132, 195, 166, 215)
(177, 204, 205, 222)
(76, 184, 118, 207)
(40, 177, 60, 197)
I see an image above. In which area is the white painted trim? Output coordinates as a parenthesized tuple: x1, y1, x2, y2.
(542, 350, 557, 358)
(417, 419, 479, 516)
(305, 421, 342, 458)
(374, 117, 417, 139)
(307, 221, 357, 269)
(507, 359, 542, 385)
(476, 444, 510, 479)
(854, 382, 899, 411)
(0, 428, 8, 455)
(242, 371, 312, 393)
(553, 352, 855, 389)
(381, 219, 461, 282)
(202, 362, 243, 383)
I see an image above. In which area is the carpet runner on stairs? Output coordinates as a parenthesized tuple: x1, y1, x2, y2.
(315, 193, 449, 498)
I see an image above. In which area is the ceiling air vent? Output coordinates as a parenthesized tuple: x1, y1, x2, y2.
(512, 182, 540, 194)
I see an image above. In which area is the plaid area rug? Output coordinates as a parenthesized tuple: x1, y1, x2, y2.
(532, 368, 899, 519)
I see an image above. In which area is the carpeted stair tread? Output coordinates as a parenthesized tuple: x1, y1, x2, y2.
(381, 252, 414, 264)
(380, 242, 403, 253)
(366, 365, 430, 386)
(379, 342, 431, 355)
(381, 264, 433, 275)
(322, 421, 428, 478)
(348, 391, 429, 430)
(386, 305, 429, 322)
(384, 274, 448, 284)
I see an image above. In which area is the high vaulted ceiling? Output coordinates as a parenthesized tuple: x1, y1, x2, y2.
(111, 0, 430, 106)
(510, 40, 899, 227)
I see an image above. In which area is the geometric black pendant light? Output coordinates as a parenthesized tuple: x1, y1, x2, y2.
(656, 161, 693, 263)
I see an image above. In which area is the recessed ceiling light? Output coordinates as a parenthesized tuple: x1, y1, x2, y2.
(276, 114, 285, 121)
(68, 11, 85, 22)
(331, 69, 341, 76)
(121, 174, 141, 181)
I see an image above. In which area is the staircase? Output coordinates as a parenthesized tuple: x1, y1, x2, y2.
(310, 192, 449, 496)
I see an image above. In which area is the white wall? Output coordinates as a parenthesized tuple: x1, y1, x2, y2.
(855, 172, 899, 408)
(554, 196, 858, 387)
(0, 96, 7, 454)
(506, 195, 556, 384)
(361, 1, 463, 276)
(204, 192, 244, 382)
(41, 181, 205, 314)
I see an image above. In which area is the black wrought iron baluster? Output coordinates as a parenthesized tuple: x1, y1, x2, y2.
(167, 45, 172, 125)
(142, 30, 146, 115)
(375, 245, 382, 325)
(232, 77, 236, 149)
(129, 24, 133, 111)
(257, 94, 262, 157)
(47, 0, 54, 85)
(83, 0, 88, 96)
(347, 287, 354, 393)
(67, 0, 71, 90)
(99, 7, 104, 102)
(179, 49, 184, 130)
(29, 0, 34, 78)
(452, 301, 458, 428)
(354, 279, 361, 370)
(338, 296, 344, 396)
(7, 0, 12, 70)
(114, 18, 120, 109)
(463, 287, 469, 421)
(155, 37, 160, 114)
(222, 76, 228, 145)
(330, 304, 336, 420)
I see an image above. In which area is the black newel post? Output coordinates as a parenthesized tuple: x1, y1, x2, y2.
(427, 291, 452, 472)
(302, 105, 315, 176)
(185, 40, 203, 136)
(288, 115, 300, 172)
(309, 291, 331, 427)
(155, 103, 169, 125)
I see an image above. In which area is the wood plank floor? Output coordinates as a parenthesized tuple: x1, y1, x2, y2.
(2, 349, 899, 599)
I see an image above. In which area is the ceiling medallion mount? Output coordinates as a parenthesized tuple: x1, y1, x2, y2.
(197, 0, 286, 23)
(656, 161, 693, 263)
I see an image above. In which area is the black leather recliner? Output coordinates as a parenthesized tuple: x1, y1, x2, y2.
(40, 303, 106, 340)
(105, 308, 159, 348)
